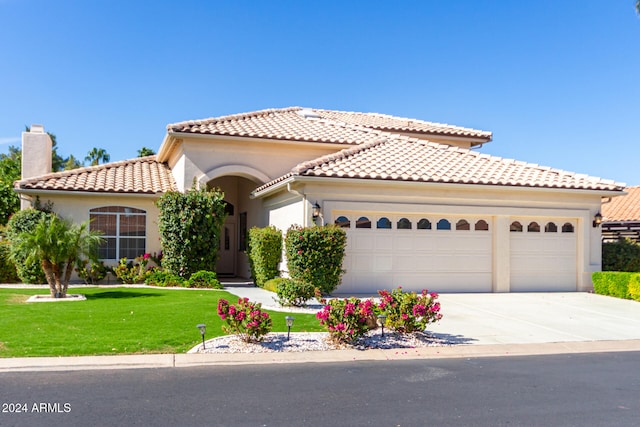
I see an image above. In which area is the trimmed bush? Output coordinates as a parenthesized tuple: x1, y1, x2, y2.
(628, 275, 640, 302)
(592, 271, 633, 299)
(262, 278, 282, 293)
(75, 259, 109, 284)
(316, 297, 375, 344)
(285, 225, 347, 294)
(247, 226, 282, 287)
(275, 278, 316, 307)
(145, 270, 187, 287)
(217, 297, 272, 342)
(157, 187, 227, 277)
(113, 255, 152, 284)
(0, 238, 19, 283)
(602, 239, 640, 272)
(187, 270, 223, 289)
(377, 287, 443, 333)
(6, 208, 50, 284)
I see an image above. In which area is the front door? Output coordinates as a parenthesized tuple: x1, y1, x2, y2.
(216, 222, 236, 276)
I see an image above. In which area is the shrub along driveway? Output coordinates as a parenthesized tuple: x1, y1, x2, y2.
(427, 292, 640, 345)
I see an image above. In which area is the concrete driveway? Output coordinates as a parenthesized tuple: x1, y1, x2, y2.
(429, 292, 640, 345)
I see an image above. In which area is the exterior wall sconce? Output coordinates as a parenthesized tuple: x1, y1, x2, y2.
(197, 323, 207, 349)
(593, 212, 603, 228)
(312, 201, 321, 220)
(285, 316, 295, 341)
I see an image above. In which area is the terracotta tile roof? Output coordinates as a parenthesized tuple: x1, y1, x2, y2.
(602, 186, 640, 221)
(167, 107, 492, 144)
(255, 136, 624, 193)
(313, 109, 492, 140)
(15, 156, 177, 194)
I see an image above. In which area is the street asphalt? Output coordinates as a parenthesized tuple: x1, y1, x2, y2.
(2, 283, 640, 372)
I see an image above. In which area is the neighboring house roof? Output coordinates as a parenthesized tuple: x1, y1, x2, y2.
(602, 186, 640, 221)
(166, 106, 492, 145)
(14, 156, 177, 194)
(254, 136, 624, 194)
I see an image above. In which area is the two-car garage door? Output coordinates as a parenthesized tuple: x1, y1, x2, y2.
(337, 213, 577, 293)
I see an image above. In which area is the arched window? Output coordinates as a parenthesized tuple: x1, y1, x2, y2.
(436, 219, 451, 230)
(90, 206, 146, 260)
(335, 216, 350, 228)
(377, 217, 392, 229)
(562, 223, 574, 233)
(356, 216, 371, 229)
(510, 221, 523, 232)
(397, 218, 412, 229)
(545, 222, 557, 233)
(417, 218, 432, 230)
(528, 222, 540, 232)
(456, 219, 470, 231)
(475, 220, 489, 231)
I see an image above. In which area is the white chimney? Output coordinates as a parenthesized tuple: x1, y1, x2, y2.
(21, 124, 53, 209)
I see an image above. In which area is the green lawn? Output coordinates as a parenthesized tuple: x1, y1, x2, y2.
(0, 287, 323, 358)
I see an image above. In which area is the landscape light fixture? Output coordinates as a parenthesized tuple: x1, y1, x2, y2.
(285, 316, 295, 341)
(312, 201, 321, 220)
(593, 212, 603, 228)
(377, 314, 387, 337)
(197, 323, 207, 349)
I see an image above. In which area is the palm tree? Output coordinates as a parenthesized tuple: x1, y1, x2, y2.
(85, 148, 110, 166)
(12, 216, 104, 298)
(137, 146, 156, 157)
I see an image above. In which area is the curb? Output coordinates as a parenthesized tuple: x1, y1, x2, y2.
(3, 340, 640, 372)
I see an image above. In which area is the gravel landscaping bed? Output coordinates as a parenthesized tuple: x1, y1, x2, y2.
(189, 330, 452, 354)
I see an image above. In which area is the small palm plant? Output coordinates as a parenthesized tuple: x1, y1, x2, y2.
(12, 216, 104, 298)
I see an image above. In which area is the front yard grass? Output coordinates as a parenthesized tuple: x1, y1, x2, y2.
(0, 287, 323, 358)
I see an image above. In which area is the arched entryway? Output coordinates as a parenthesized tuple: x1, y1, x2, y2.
(206, 174, 265, 278)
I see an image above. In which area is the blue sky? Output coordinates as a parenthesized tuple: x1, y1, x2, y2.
(1, 1, 639, 185)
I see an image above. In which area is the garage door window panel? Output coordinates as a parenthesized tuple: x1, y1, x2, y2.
(545, 222, 558, 232)
(456, 219, 470, 231)
(377, 217, 392, 229)
(510, 221, 523, 232)
(356, 217, 371, 229)
(417, 218, 432, 230)
(562, 223, 575, 233)
(528, 222, 540, 232)
(397, 218, 412, 229)
(437, 219, 451, 230)
(475, 220, 489, 231)
(335, 216, 351, 228)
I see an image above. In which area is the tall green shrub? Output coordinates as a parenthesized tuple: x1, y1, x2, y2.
(0, 237, 19, 283)
(602, 239, 640, 272)
(285, 225, 347, 294)
(247, 226, 282, 287)
(156, 187, 227, 278)
(6, 208, 50, 283)
(628, 275, 640, 301)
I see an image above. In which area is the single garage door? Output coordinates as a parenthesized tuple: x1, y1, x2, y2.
(509, 219, 577, 292)
(337, 214, 492, 294)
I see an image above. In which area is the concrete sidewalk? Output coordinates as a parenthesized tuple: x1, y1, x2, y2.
(2, 284, 640, 372)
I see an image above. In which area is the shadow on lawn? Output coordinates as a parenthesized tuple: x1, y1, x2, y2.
(85, 291, 162, 300)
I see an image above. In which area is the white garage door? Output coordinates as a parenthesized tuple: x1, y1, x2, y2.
(338, 215, 492, 294)
(510, 219, 577, 292)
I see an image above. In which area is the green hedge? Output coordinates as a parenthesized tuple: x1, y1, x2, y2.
(247, 226, 282, 287)
(285, 225, 347, 294)
(592, 271, 635, 299)
(0, 238, 19, 283)
(629, 275, 640, 302)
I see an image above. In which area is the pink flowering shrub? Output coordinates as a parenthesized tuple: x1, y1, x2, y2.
(217, 298, 272, 342)
(316, 297, 375, 344)
(377, 287, 443, 333)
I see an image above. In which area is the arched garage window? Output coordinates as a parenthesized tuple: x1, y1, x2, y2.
(528, 222, 540, 232)
(334, 216, 350, 228)
(90, 206, 146, 260)
(475, 220, 489, 231)
(417, 218, 432, 230)
(356, 217, 371, 229)
(377, 217, 392, 229)
(510, 221, 523, 232)
(545, 222, 558, 232)
(436, 219, 451, 230)
(456, 219, 470, 230)
(562, 223, 575, 233)
(397, 218, 412, 229)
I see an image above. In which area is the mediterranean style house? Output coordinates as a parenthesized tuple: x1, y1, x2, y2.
(15, 108, 625, 293)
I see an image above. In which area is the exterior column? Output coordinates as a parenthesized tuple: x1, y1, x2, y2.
(493, 215, 511, 292)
